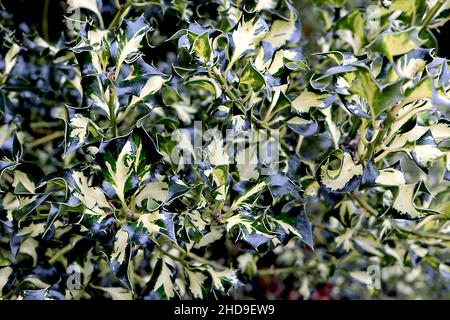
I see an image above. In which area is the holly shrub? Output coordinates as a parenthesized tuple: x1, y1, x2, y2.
(0, 0, 450, 300)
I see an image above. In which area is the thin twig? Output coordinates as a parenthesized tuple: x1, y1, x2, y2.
(49, 243, 73, 264)
(428, 16, 450, 29)
(108, 0, 134, 30)
(29, 131, 64, 148)
(42, 0, 49, 41)
(396, 226, 450, 241)
(352, 192, 379, 217)
(108, 89, 118, 137)
(257, 266, 307, 276)
(421, 0, 445, 29)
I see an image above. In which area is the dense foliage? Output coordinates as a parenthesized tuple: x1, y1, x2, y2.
(0, 0, 449, 300)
